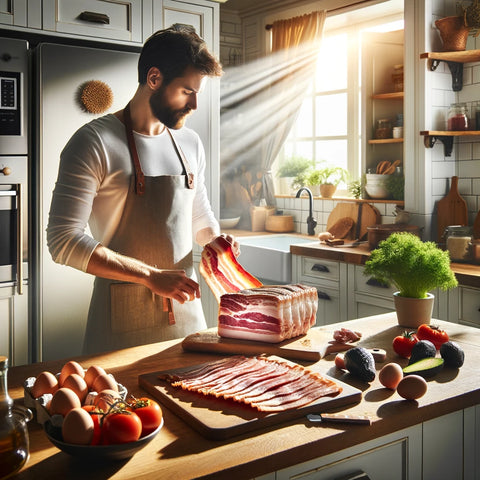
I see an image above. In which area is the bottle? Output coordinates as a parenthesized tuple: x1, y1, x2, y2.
(447, 103, 470, 131)
(0, 356, 31, 479)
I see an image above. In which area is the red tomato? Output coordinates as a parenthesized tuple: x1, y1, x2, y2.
(127, 397, 163, 437)
(102, 411, 142, 444)
(82, 405, 103, 445)
(392, 331, 418, 358)
(416, 324, 449, 350)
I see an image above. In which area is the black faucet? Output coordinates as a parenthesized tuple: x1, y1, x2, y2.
(295, 187, 317, 236)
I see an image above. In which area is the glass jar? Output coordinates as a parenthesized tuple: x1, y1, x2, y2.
(375, 118, 392, 139)
(447, 103, 470, 131)
(444, 225, 473, 262)
(0, 356, 32, 480)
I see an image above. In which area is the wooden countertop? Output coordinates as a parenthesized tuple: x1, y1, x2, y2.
(8, 314, 480, 479)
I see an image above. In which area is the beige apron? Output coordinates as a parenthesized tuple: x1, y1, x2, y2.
(83, 104, 206, 354)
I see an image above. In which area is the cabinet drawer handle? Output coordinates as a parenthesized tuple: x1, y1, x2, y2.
(311, 263, 329, 273)
(316, 290, 331, 301)
(334, 472, 371, 480)
(79, 11, 110, 24)
(366, 277, 390, 288)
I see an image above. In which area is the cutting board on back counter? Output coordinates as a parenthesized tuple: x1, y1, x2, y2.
(326, 202, 381, 240)
(182, 328, 356, 362)
(138, 357, 362, 440)
(437, 176, 468, 241)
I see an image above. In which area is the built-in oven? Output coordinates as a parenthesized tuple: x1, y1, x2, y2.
(0, 157, 28, 291)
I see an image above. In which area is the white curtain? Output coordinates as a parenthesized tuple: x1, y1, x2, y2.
(220, 11, 326, 226)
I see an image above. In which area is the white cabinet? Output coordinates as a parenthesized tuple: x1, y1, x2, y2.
(0, 284, 28, 366)
(266, 409, 478, 480)
(460, 285, 480, 328)
(41, 0, 145, 43)
(292, 256, 348, 325)
(0, 0, 27, 27)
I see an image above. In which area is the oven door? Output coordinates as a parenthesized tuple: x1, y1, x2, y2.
(0, 156, 28, 293)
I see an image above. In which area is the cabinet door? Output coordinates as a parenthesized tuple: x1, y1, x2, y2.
(0, 0, 27, 26)
(0, 285, 29, 366)
(276, 425, 422, 480)
(42, 0, 144, 43)
(153, 0, 220, 216)
(458, 286, 480, 328)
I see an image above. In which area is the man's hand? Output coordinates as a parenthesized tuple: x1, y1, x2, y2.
(146, 268, 200, 303)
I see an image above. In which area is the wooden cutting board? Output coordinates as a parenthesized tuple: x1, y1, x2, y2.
(138, 358, 362, 440)
(326, 202, 381, 240)
(437, 176, 468, 242)
(182, 328, 357, 362)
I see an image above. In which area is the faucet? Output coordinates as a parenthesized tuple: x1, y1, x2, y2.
(295, 187, 317, 236)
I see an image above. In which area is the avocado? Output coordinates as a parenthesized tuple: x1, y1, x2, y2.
(344, 347, 376, 382)
(408, 340, 437, 365)
(403, 357, 444, 377)
(440, 341, 465, 368)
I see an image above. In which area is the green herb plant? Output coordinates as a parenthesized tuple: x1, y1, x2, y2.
(364, 232, 458, 299)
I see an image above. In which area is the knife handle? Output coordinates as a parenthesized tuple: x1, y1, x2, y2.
(320, 413, 371, 425)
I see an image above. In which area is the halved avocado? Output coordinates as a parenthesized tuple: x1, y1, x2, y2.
(403, 357, 444, 378)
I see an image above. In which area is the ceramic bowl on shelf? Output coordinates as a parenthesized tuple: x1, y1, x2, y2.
(219, 216, 241, 229)
(44, 418, 163, 460)
(365, 184, 389, 199)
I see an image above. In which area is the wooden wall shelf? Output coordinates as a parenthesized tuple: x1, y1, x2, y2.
(372, 92, 404, 100)
(368, 138, 403, 144)
(420, 50, 480, 91)
(420, 130, 480, 156)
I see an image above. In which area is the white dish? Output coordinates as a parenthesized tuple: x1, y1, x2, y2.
(365, 184, 389, 199)
(220, 216, 240, 229)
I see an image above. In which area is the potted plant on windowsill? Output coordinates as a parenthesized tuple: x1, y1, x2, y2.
(276, 156, 314, 194)
(307, 165, 349, 198)
(363, 232, 458, 328)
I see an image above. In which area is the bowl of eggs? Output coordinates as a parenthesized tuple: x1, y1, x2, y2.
(24, 360, 163, 460)
(44, 417, 163, 460)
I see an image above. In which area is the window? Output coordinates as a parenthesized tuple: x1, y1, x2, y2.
(276, 17, 404, 195)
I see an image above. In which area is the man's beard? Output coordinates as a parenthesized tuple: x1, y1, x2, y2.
(150, 87, 192, 130)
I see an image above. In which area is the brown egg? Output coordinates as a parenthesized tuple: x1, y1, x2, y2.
(49, 387, 81, 416)
(63, 373, 88, 403)
(59, 361, 84, 386)
(62, 408, 94, 445)
(84, 365, 106, 389)
(379, 363, 404, 390)
(31, 371, 59, 398)
(397, 375, 428, 400)
(92, 373, 118, 393)
(94, 389, 122, 412)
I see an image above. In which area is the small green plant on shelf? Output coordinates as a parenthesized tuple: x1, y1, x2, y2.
(276, 156, 314, 189)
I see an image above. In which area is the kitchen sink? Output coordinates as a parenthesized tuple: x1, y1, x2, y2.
(237, 234, 316, 284)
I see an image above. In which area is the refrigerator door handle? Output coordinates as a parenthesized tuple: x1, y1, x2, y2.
(79, 11, 110, 24)
(16, 184, 23, 295)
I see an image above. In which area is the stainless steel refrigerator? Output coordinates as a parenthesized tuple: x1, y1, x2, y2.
(33, 43, 139, 361)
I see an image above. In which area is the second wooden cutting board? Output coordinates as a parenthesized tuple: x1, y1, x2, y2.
(437, 176, 468, 242)
(182, 328, 356, 361)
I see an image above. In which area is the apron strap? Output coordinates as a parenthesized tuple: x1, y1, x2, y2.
(167, 129, 195, 190)
(123, 102, 146, 196)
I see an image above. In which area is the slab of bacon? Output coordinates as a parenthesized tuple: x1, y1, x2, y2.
(219, 284, 318, 343)
(159, 355, 342, 412)
(200, 236, 262, 302)
(200, 237, 318, 343)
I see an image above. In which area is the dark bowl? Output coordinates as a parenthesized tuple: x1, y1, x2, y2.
(44, 418, 163, 461)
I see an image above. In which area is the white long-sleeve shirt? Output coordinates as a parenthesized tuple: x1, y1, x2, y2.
(47, 114, 219, 272)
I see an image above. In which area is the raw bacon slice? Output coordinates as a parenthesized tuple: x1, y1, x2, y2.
(200, 236, 262, 302)
(218, 285, 318, 343)
(160, 356, 342, 413)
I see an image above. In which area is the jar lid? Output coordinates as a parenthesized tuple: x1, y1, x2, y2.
(444, 225, 472, 235)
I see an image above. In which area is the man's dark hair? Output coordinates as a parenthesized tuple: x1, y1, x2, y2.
(138, 24, 223, 84)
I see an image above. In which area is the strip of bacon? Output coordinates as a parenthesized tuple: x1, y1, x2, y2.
(200, 236, 262, 302)
(161, 356, 342, 412)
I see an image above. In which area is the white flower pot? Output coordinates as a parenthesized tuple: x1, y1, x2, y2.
(393, 292, 434, 328)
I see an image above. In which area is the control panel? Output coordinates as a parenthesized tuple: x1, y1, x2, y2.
(0, 72, 21, 136)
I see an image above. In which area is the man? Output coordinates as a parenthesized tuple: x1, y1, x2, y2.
(47, 25, 235, 354)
